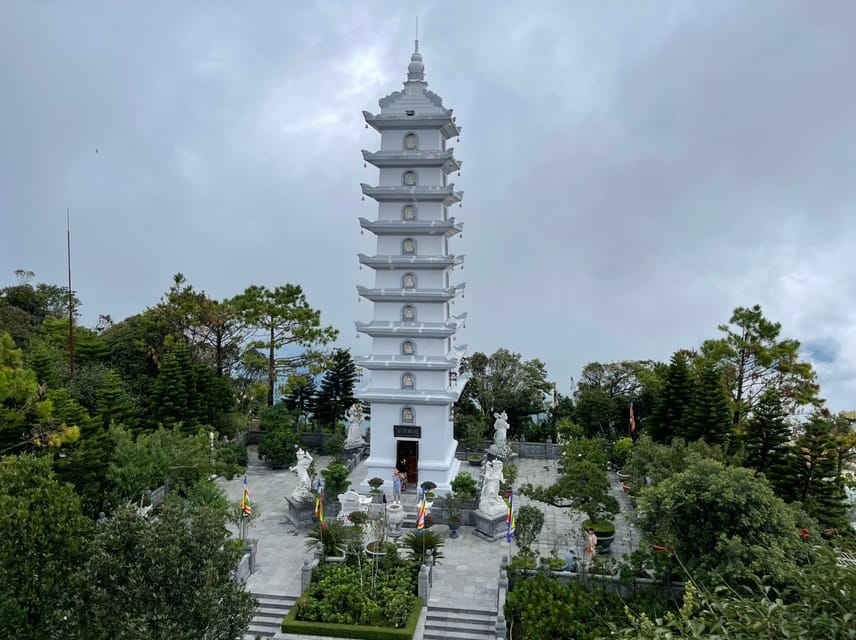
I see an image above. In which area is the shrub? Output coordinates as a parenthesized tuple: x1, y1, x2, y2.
(368, 477, 384, 492)
(324, 433, 345, 458)
(450, 472, 478, 499)
(514, 505, 545, 553)
(321, 461, 351, 501)
(258, 428, 300, 468)
(582, 518, 615, 537)
(402, 529, 444, 564)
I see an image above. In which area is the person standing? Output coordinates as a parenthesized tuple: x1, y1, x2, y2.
(396, 458, 408, 491)
(585, 529, 598, 568)
(392, 469, 402, 504)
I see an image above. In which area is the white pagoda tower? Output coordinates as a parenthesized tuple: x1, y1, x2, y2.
(355, 41, 468, 493)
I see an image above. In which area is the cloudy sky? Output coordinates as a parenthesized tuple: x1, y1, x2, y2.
(2, 1, 855, 412)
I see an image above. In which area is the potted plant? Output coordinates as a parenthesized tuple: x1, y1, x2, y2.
(582, 518, 616, 551)
(445, 494, 463, 538)
(420, 481, 437, 499)
(346, 511, 368, 529)
(367, 477, 384, 494)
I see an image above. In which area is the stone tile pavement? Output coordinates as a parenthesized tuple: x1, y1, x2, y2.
(216, 449, 642, 611)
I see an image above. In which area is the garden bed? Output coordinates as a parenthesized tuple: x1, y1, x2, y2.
(282, 596, 423, 639)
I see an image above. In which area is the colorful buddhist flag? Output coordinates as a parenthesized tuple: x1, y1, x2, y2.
(416, 491, 426, 532)
(629, 401, 636, 434)
(241, 476, 252, 516)
(506, 491, 515, 543)
(314, 479, 325, 528)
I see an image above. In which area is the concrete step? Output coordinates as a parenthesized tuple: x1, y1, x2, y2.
(244, 592, 298, 640)
(424, 605, 496, 640)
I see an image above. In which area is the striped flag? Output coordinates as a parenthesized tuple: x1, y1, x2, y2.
(314, 479, 325, 529)
(416, 490, 427, 532)
(629, 401, 636, 434)
(241, 476, 252, 516)
(505, 493, 516, 543)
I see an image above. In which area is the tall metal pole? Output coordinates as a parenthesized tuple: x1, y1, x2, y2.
(67, 208, 75, 381)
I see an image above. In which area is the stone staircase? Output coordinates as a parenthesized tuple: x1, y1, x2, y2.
(244, 592, 296, 640)
(423, 605, 497, 640)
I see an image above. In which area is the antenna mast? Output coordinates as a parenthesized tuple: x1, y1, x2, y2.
(67, 208, 75, 380)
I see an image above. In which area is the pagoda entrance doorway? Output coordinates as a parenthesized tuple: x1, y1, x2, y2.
(396, 440, 418, 489)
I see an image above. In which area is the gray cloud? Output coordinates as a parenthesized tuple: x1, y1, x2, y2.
(2, 0, 855, 410)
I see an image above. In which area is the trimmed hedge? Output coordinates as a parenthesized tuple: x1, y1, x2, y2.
(281, 596, 423, 639)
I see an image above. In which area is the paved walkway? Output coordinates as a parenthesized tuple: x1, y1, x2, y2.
(216, 449, 641, 611)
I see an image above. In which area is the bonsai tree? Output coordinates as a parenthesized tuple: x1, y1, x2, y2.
(450, 472, 478, 500)
(520, 460, 619, 535)
(367, 477, 384, 494)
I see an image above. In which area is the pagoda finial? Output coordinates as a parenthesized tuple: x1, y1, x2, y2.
(407, 18, 425, 82)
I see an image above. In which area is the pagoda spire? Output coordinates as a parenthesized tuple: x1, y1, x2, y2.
(407, 37, 425, 82)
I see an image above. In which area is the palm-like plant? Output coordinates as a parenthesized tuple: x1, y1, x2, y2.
(402, 529, 444, 565)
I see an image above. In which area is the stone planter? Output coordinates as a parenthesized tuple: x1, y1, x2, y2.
(448, 519, 462, 539)
(387, 503, 405, 539)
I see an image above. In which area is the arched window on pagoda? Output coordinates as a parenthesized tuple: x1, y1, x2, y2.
(402, 341, 415, 356)
(402, 372, 415, 389)
(402, 238, 416, 255)
(402, 205, 417, 221)
(403, 171, 417, 186)
(402, 273, 416, 289)
(402, 305, 416, 321)
(401, 406, 414, 423)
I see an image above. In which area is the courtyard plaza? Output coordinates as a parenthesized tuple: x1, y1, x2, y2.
(216, 446, 641, 633)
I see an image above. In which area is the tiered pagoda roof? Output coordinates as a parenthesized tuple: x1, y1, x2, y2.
(357, 253, 464, 270)
(361, 149, 461, 174)
(358, 217, 463, 237)
(356, 283, 465, 303)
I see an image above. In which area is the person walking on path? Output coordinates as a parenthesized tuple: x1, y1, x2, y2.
(392, 469, 402, 504)
(585, 529, 598, 568)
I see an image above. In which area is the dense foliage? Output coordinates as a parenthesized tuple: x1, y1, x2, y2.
(294, 555, 419, 628)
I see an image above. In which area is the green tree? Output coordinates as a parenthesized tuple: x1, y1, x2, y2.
(314, 348, 358, 430)
(700, 304, 820, 430)
(0, 454, 92, 639)
(284, 374, 317, 424)
(521, 459, 619, 523)
(234, 284, 338, 406)
(636, 457, 801, 589)
(0, 332, 55, 453)
(616, 549, 855, 640)
(743, 387, 791, 476)
(60, 499, 256, 640)
(681, 362, 731, 445)
(95, 369, 138, 430)
(458, 349, 551, 438)
(778, 413, 848, 528)
(649, 351, 695, 443)
(150, 341, 194, 428)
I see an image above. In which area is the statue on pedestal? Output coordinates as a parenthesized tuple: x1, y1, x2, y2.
(488, 411, 513, 458)
(343, 403, 366, 449)
(291, 448, 313, 501)
(479, 459, 506, 517)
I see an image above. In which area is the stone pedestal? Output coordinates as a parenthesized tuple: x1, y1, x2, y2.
(472, 509, 509, 542)
(285, 497, 339, 529)
(387, 503, 405, 539)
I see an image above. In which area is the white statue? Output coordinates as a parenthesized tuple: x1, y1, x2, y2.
(291, 448, 313, 501)
(493, 411, 509, 450)
(479, 459, 506, 517)
(343, 403, 366, 449)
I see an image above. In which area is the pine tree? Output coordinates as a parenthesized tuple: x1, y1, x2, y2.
(150, 344, 191, 428)
(96, 369, 138, 430)
(682, 363, 732, 445)
(314, 349, 357, 429)
(744, 387, 791, 475)
(649, 351, 695, 443)
(284, 376, 317, 421)
(779, 414, 848, 527)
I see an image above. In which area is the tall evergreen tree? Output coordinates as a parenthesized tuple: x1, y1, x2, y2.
(284, 375, 317, 423)
(682, 363, 732, 445)
(150, 343, 193, 429)
(779, 414, 848, 528)
(744, 387, 791, 475)
(649, 351, 695, 443)
(96, 369, 138, 430)
(313, 349, 357, 429)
